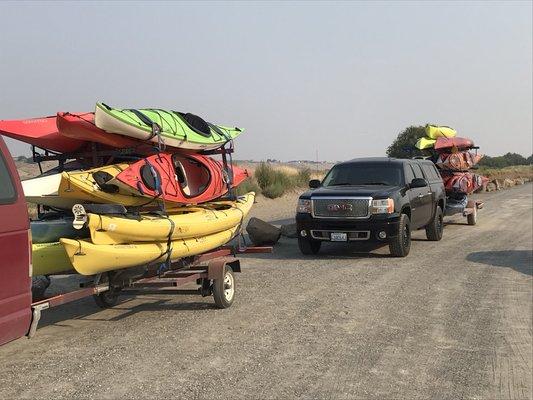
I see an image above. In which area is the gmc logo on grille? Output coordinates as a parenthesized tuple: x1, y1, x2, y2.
(327, 203, 353, 212)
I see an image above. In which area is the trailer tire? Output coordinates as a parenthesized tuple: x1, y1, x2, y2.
(93, 288, 120, 308)
(425, 206, 443, 241)
(31, 275, 51, 301)
(467, 207, 477, 226)
(213, 266, 235, 309)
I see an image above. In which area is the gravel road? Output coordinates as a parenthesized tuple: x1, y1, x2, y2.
(0, 184, 531, 400)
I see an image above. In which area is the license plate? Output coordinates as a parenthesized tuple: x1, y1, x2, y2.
(330, 232, 348, 242)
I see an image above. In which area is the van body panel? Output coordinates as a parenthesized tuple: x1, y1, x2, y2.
(0, 137, 31, 346)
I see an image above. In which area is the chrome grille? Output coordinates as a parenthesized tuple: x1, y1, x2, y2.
(312, 197, 371, 219)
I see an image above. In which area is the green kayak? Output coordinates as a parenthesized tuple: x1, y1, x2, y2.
(94, 102, 243, 151)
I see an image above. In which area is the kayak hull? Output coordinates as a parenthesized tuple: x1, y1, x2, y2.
(425, 125, 457, 139)
(87, 192, 254, 245)
(0, 116, 85, 153)
(22, 173, 80, 209)
(94, 103, 243, 151)
(32, 242, 74, 276)
(441, 171, 484, 194)
(22, 165, 146, 209)
(114, 153, 249, 204)
(415, 137, 436, 150)
(434, 136, 475, 151)
(57, 112, 143, 149)
(61, 226, 239, 275)
(31, 217, 89, 243)
(435, 151, 483, 171)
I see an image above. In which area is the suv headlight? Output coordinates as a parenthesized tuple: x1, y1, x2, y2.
(371, 198, 394, 214)
(297, 199, 312, 213)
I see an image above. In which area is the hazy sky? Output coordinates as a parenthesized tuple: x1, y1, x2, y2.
(1, 1, 531, 161)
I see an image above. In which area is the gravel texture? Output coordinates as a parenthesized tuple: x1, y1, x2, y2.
(0, 185, 531, 399)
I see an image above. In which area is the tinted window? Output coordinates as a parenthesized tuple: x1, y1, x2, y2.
(0, 153, 16, 204)
(422, 164, 439, 181)
(411, 163, 425, 179)
(404, 165, 415, 183)
(323, 163, 404, 187)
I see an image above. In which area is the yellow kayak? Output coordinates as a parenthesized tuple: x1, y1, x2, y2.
(425, 124, 457, 139)
(87, 192, 254, 245)
(61, 226, 239, 275)
(59, 164, 149, 206)
(415, 137, 436, 150)
(32, 242, 74, 276)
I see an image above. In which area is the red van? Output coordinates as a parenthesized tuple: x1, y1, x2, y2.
(0, 136, 31, 346)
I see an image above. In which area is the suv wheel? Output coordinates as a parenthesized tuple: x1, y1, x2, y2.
(298, 237, 321, 255)
(389, 214, 411, 257)
(425, 206, 444, 241)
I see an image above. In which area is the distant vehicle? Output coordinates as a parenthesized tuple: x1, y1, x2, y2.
(295, 157, 446, 257)
(0, 136, 31, 346)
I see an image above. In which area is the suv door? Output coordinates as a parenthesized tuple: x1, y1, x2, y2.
(407, 163, 433, 228)
(0, 138, 31, 346)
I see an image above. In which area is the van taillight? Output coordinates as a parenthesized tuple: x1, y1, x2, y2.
(28, 229, 32, 278)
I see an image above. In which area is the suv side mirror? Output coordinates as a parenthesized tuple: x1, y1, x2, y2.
(309, 179, 321, 189)
(409, 178, 428, 188)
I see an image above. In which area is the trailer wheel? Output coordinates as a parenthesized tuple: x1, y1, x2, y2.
(93, 288, 121, 308)
(467, 207, 477, 226)
(212, 266, 235, 309)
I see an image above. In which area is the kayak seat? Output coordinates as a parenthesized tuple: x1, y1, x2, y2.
(173, 160, 192, 196)
(173, 111, 212, 138)
(140, 165, 162, 193)
(92, 171, 119, 194)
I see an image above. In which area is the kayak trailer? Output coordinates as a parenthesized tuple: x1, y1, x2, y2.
(444, 197, 484, 225)
(28, 245, 271, 338)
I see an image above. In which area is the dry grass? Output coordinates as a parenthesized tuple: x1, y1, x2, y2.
(477, 165, 533, 180)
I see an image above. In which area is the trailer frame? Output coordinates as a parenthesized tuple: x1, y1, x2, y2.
(27, 245, 271, 338)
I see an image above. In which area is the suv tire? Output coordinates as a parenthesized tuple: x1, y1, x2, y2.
(425, 206, 444, 241)
(389, 214, 411, 257)
(298, 237, 321, 255)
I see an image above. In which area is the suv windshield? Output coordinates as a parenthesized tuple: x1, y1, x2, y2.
(322, 163, 404, 187)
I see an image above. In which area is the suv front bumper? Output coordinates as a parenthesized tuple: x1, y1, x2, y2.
(296, 213, 401, 242)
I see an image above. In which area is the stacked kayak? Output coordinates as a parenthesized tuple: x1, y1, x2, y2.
(2, 102, 252, 277)
(1, 104, 243, 153)
(62, 192, 254, 275)
(0, 115, 86, 153)
(418, 125, 487, 196)
(94, 103, 243, 151)
(85, 193, 255, 245)
(415, 125, 460, 150)
(22, 154, 248, 209)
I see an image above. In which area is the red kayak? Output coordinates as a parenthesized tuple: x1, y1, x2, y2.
(441, 171, 485, 194)
(57, 112, 144, 149)
(434, 136, 474, 151)
(435, 151, 483, 171)
(113, 153, 249, 204)
(0, 115, 86, 153)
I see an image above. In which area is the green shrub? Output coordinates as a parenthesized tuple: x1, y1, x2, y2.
(261, 182, 286, 199)
(293, 168, 311, 187)
(253, 162, 312, 199)
(235, 178, 261, 196)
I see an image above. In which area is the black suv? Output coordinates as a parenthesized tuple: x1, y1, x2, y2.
(296, 157, 446, 257)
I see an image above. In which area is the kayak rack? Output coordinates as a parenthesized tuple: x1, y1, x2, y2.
(31, 142, 236, 169)
(27, 245, 271, 338)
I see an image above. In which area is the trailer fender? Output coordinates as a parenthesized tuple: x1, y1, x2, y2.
(207, 258, 240, 281)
